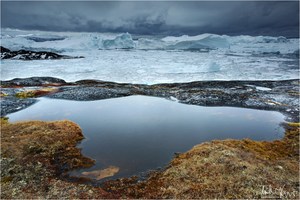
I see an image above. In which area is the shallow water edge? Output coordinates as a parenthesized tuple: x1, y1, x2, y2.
(1, 77, 299, 122)
(6, 96, 286, 181)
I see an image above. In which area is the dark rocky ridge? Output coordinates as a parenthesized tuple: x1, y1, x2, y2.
(0, 46, 83, 60)
(1, 77, 67, 87)
(1, 77, 299, 121)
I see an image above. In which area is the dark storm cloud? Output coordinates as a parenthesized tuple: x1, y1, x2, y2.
(1, 1, 299, 37)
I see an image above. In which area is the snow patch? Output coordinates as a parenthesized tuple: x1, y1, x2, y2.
(246, 85, 272, 91)
(255, 86, 272, 91)
(170, 96, 179, 102)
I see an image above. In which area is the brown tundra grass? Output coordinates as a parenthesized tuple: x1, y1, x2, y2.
(1, 119, 299, 199)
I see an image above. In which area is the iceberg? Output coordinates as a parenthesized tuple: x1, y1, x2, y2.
(102, 33, 135, 49)
(1, 28, 298, 54)
(26, 35, 66, 42)
(207, 62, 221, 72)
(164, 34, 230, 50)
(0, 28, 299, 84)
(136, 38, 166, 50)
(226, 35, 288, 44)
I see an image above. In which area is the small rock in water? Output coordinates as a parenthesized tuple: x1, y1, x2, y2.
(81, 166, 120, 180)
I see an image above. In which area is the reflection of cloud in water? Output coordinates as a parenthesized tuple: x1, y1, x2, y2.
(245, 114, 255, 120)
(96, 105, 104, 110)
(211, 111, 224, 116)
(268, 119, 279, 123)
(63, 112, 72, 117)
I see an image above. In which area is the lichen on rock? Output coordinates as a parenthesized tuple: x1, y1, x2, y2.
(15, 87, 59, 98)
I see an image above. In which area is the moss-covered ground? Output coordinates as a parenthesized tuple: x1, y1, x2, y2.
(0, 120, 115, 199)
(103, 123, 300, 199)
(1, 120, 299, 199)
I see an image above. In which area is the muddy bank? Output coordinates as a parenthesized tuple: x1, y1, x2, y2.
(1, 77, 299, 121)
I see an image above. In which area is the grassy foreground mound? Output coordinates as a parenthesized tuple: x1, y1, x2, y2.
(1, 119, 299, 199)
(0, 120, 115, 199)
(103, 123, 300, 199)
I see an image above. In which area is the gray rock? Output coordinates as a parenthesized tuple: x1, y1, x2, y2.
(1, 77, 67, 87)
(0, 46, 84, 60)
(1, 77, 299, 121)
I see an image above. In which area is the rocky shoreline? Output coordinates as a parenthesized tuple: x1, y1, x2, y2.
(1, 77, 299, 121)
(1, 46, 84, 60)
(1, 76, 299, 199)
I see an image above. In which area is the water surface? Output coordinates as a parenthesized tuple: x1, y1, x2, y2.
(7, 95, 285, 180)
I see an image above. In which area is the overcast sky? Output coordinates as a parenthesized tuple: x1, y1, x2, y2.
(1, 1, 299, 37)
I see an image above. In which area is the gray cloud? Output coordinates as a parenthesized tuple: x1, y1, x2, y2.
(1, 1, 299, 37)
